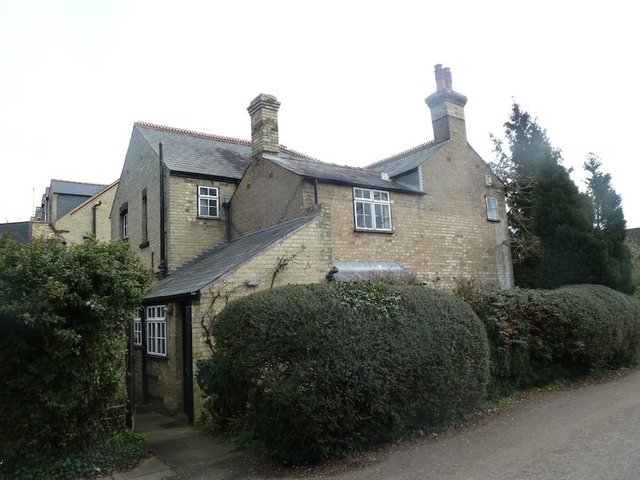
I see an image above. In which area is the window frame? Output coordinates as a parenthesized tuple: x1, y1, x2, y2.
(197, 185, 219, 219)
(133, 308, 142, 347)
(121, 210, 129, 239)
(485, 195, 500, 221)
(146, 305, 167, 357)
(353, 187, 393, 232)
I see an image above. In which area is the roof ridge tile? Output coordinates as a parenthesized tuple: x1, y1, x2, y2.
(134, 121, 251, 146)
(367, 140, 436, 169)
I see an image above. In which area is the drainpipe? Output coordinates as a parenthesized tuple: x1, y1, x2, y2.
(91, 201, 102, 237)
(314, 178, 319, 205)
(125, 317, 134, 429)
(223, 197, 231, 242)
(158, 143, 167, 279)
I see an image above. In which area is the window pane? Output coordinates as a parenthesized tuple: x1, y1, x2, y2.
(373, 190, 389, 201)
(375, 203, 391, 230)
(486, 196, 499, 220)
(198, 187, 219, 217)
(354, 188, 370, 199)
(355, 201, 372, 229)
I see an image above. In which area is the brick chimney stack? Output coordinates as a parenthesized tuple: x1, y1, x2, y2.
(425, 64, 468, 143)
(247, 93, 281, 161)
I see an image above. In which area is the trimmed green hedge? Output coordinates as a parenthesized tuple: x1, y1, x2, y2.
(456, 282, 640, 398)
(197, 282, 489, 465)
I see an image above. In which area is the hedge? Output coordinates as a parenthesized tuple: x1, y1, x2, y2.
(456, 282, 640, 398)
(197, 282, 489, 465)
(0, 237, 150, 458)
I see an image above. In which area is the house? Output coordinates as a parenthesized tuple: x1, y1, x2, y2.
(628, 228, 640, 245)
(113, 64, 514, 422)
(52, 180, 118, 244)
(36, 179, 108, 223)
(0, 180, 117, 245)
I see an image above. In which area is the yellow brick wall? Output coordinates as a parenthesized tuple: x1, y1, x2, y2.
(112, 129, 236, 274)
(111, 129, 162, 273)
(318, 143, 512, 288)
(230, 159, 308, 238)
(54, 182, 117, 244)
(230, 147, 512, 289)
(141, 306, 184, 413)
(189, 211, 332, 418)
(165, 176, 235, 270)
(30, 221, 57, 240)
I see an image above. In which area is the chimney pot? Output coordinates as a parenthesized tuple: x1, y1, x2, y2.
(443, 67, 452, 90)
(434, 64, 445, 90)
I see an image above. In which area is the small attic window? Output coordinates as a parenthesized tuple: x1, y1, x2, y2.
(198, 186, 219, 218)
(485, 196, 499, 221)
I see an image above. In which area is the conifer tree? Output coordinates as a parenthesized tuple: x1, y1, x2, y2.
(492, 103, 607, 289)
(583, 154, 635, 293)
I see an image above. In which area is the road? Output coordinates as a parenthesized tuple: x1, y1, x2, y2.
(186, 369, 640, 480)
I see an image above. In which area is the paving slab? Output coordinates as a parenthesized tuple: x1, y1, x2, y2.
(98, 411, 241, 480)
(111, 457, 176, 480)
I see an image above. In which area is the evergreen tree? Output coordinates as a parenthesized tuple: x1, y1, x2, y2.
(583, 154, 635, 293)
(492, 103, 607, 289)
(627, 238, 640, 301)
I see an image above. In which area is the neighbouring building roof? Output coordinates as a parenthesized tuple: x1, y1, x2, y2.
(49, 179, 108, 197)
(58, 180, 119, 219)
(266, 154, 422, 194)
(144, 213, 320, 302)
(628, 228, 640, 244)
(367, 141, 445, 177)
(0, 222, 31, 244)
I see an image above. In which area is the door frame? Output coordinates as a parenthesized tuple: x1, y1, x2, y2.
(181, 303, 194, 424)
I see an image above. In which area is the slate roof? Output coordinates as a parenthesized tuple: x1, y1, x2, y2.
(266, 154, 422, 194)
(144, 213, 320, 302)
(367, 141, 446, 177)
(133, 122, 426, 193)
(50, 179, 108, 197)
(60, 181, 119, 218)
(627, 228, 640, 244)
(135, 122, 253, 180)
(0, 222, 31, 244)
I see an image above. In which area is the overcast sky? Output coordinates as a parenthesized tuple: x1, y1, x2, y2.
(1, 0, 639, 228)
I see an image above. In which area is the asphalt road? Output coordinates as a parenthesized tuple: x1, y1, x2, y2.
(190, 369, 640, 480)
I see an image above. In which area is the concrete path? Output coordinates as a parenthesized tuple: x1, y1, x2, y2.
(104, 369, 640, 479)
(98, 412, 242, 480)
